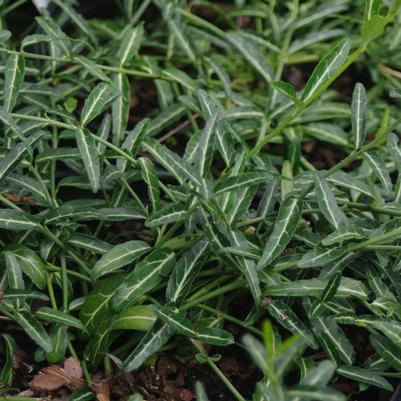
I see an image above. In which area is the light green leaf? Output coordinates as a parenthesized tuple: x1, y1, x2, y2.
(123, 323, 175, 372)
(387, 132, 401, 170)
(364, 150, 392, 195)
(257, 196, 303, 269)
(362, 15, 387, 43)
(301, 39, 350, 102)
(75, 56, 111, 83)
(139, 157, 160, 213)
(118, 24, 144, 66)
(146, 203, 188, 227)
(112, 73, 130, 146)
(215, 172, 272, 195)
(36, 307, 87, 332)
(314, 174, 348, 229)
(4, 54, 25, 112)
(287, 385, 345, 401)
(337, 365, 392, 391)
(112, 249, 175, 311)
(166, 240, 209, 305)
(351, 83, 367, 150)
(92, 240, 150, 280)
(75, 128, 100, 193)
(81, 83, 116, 126)
(112, 305, 156, 331)
(196, 112, 218, 177)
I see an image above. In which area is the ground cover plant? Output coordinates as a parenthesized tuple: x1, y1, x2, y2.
(2, 0, 401, 400)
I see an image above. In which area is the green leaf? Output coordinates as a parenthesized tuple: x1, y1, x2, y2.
(51, 0, 97, 44)
(81, 83, 116, 126)
(196, 112, 218, 177)
(226, 32, 272, 83)
(365, 0, 381, 21)
(264, 277, 368, 299)
(112, 73, 130, 146)
(287, 385, 345, 401)
(273, 81, 298, 102)
(80, 276, 121, 334)
(112, 305, 156, 331)
(152, 305, 196, 337)
(13, 310, 53, 353)
(195, 327, 234, 346)
(0, 209, 38, 231)
(195, 382, 209, 401)
(0, 334, 16, 386)
(36, 307, 87, 332)
(371, 333, 401, 371)
(142, 138, 201, 186)
(117, 24, 144, 66)
(92, 240, 150, 280)
(314, 174, 348, 229)
(364, 150, 392, 195)
(351, 83, 367, 150)
(337, 365, 392, 391)
(168, 17, 197, 62)
(112, 249, 175, 311)
(75, 56, 111, 83)
(321, 225, 365, 246)
(301, 39, 350, 102)
(387, 132, 401, 170)
(75, 128, 101, 193)
(3, 54, 25, 112)
(166, 240, 209, 305)
(257, 196, 303, 269)
(355, 317, 401, 348)
(139, 157, 160, 212)
(146, 203, 188, 227)
(123, 323, 175, 372)
(35, 16, 72, 57)
(362, 15, 387, 44)
(8, 245, 48, 289)
(214, 172, 272, 195)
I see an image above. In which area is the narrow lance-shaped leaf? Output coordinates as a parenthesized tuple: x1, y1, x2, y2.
(92, 240, 150, 280)
(365, 0, 381, 21)
(337, 365, 392, 391)
(370, 333, 401, 371)
(364, 150, 392, 195)
(196, 112, 218, 177)
(166, 240, 209, 305)
(4, 54, 25, 112)
(35, 307, 87, 332)
(123, 323, 175, 372)
(168, 17, 197, 62)
(301, 38, 350, 102)
(75, 128, 100, 193)
(35, 16, 71, 57)
(139, 157, 160, 212)
(112, 249, 176, 311)
(146, 203, 187, 227)
(112, 73, 130, 146)
(75, 55, 111, 83)
(387, 132, 401, 170)
(257, 196, 303, 270)
(0, 334, 16, 386)
(13, 310, 53, 353)
(225, 32, 272, 83)
(0, 209, 39, 231)
(81, 83, 116, 126)
(118, 24, 144, 66)
(314, 175, 348, 229)
(351, 83, 367, 150)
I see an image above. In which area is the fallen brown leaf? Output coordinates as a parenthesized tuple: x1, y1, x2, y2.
(29, 364, 85, 392)
(64, 357, 83, 379)
(92, 381, 110, 401)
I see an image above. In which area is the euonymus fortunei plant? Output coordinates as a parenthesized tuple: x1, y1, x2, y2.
(1, 0, 401, 400)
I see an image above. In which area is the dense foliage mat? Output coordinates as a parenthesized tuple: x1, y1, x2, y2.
(1, 0, 401, 400)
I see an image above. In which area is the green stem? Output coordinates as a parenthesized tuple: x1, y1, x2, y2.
(194, 304, 263, 336)
(60, 255, 69, 311)
(191, 340, 246, 401)
(47, 274, 58, 310)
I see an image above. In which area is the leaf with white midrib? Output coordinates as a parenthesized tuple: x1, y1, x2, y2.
(36, 307, 87, 332)
(166, 240, 209, 305)
(118, 24, 144, 66)
(302, 38, 350, 101)
(314, 174, 348, 230)
(0, 209, 39, 231)
(196, 112, 218, 177)
(4, 54, 25, 112)
(364, 150, 392, 195)
(81, 83, 115, 126)
(337, 365, 392, 391)
(146, 203, 187, 227)
(92, 240, 150, 280)
(257, 196, 302, 270)
(13, 309, 53, 353)
(123, 323, 174, 372)
(75, 128, 100, 193)
(351, 83, 367, 149)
